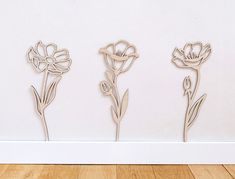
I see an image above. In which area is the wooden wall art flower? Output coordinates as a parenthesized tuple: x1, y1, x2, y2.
(172, 42, 211, 142)
(27, 41, 72, 141)
(99, 40, 139, 141)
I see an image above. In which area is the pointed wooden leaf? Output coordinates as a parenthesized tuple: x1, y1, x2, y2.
(31, 85, 42, 115)
(120, 89, 129, 119)
(45, 76, 62, 106)
(187, 94, 207, 127)
(111, 106, 119, 124)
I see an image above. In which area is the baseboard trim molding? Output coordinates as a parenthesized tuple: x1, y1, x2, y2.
(1, 141, 234, 164)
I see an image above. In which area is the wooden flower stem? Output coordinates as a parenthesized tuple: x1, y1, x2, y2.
(40, 70, 50, 141)
(183, 69, 200, 142)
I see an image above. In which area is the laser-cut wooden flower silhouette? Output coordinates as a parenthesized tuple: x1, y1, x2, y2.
(99, 40, 139, 141)
(172, 42, 211, 142)
(27, 41, 72, 141)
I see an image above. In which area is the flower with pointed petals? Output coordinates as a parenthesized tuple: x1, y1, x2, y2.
(27, 41, 72, 75)
(172, 42, 211, 70)
(99, 40, 139, 74)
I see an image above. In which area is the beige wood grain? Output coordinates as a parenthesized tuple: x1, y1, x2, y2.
(189, 165, 233, 179)
(223, 165, 235, 178)
(152, 165, 194, 179)
(117, 165, 155, 179)
(0, 165, 10, 177)
(38, 165, 80, 179)
(0, 165, 44, 179)
(0, 164, 234, 179)
(79, 165, 116, 179)
(0, 165, 80, 179)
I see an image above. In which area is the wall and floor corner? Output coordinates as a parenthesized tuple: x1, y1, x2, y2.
(0, 0, 234, 164)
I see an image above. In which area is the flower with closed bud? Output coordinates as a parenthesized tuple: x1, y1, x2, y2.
(183, 76, 191, 95)
(100, 81, 112, 96)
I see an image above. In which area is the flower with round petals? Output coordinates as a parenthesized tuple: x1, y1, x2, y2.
(172, 42, 211, 70)
(27, 41, 72, 75)
(99, 40, 139, 74)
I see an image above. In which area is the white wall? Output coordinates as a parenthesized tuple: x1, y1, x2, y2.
(0, 0, 234, 142)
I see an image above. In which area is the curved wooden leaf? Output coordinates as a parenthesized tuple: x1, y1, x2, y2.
(111, 106, 119, 124)
(45, 76, 62, 106)
(120, 89, 129, 119)
(187, 94, 207, 127)
(31, 85, 42, 115)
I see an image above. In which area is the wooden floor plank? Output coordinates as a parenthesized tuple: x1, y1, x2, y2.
(189, 165, 233, 179)
(79, 165, 116, 179)
(38, 165, 80, 179)
(0, 165, 80, 179)
(223, 165, 235, 178)
(0, 165, 10, 177)
(0, 165, 44, 179)
(117, 165, 155, 179)
(0, 164, 234, 179)
(152, 165, 194, 179)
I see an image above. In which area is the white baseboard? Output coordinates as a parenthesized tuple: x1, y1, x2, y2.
(0, 141, 235, 164)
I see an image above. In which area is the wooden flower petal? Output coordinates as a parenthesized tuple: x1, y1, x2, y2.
(46, 43, 57, 56)
(36, 41, 46, 57)
(172, 48, 184, 59)
(191, 42, 202, 57)
(172, 58, 187, 68)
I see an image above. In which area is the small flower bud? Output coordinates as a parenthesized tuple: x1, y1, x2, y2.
(100, 81, 112, 95)
(183, 76, 191, 92)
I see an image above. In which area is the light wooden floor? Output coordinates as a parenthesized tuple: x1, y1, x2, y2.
(0, 165, 234, 179)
